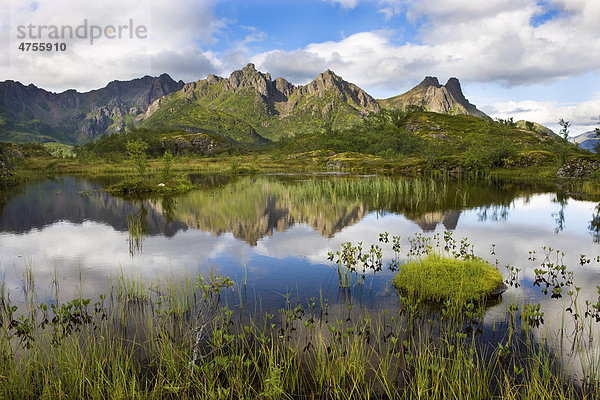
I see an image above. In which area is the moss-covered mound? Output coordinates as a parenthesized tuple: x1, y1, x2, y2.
(393, 254, 504, 303)
(107, 177, 194, 196)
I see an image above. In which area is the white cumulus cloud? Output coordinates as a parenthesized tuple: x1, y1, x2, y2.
(488, 96, 600, 135)
(2, 0, 224, 91)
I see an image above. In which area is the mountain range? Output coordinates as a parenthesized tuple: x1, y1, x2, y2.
(0, 74, 184, 144)
(571, 130, 600, 152)
(0, 64, 490, 146)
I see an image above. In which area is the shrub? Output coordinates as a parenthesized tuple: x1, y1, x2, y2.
(126, 139, 149, 176)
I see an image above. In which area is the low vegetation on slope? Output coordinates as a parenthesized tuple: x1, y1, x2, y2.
(278, 109, 579, 174)
(4, 105, 590, 183)
(139, 92, 269, 146)
(76, 128, 235, 162)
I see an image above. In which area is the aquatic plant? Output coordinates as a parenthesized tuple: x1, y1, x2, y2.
(3, 232, 600, 398)
(327, 241, 383, 288)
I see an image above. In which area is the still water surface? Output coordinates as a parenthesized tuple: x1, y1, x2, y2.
(1, 174, 600, 373)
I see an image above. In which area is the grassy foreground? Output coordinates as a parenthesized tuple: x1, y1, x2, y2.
(0, 268, 585, 400)
(1, 232, 595, 399)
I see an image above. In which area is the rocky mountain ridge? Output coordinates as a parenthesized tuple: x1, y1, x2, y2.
(0, 74, 184, 144)
(378, 76, 489, 119)
(1, 64, 488, 145)
(138, 63, 381, 143)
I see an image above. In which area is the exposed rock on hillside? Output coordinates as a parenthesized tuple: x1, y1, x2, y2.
(298, 69, 380, 111)
(378, 77, 489, 119)
(161, 133, 230, 155)
(556, 158, 600, 178)
(0, 74, 184, 143)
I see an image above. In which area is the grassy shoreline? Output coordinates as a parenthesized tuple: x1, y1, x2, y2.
(0, 255, 594, 400)
(14, 150, 600, 201)
(0, 180, 599, 398)
(1, 146, 562, 177)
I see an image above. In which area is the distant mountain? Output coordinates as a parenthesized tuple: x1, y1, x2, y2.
(571, 130, 600, 152)
(0, 74, 184, 144)
(378, 76, 489, 119)
(138, 63, 380, 143)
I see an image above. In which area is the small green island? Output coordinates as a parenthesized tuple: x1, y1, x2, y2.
(392, 253, 506, 303)
(105, 140, 194, 196)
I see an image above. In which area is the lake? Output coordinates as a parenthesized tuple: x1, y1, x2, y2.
(2, 173, 600, 382)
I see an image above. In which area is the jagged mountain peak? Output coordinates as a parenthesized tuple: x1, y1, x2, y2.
(139, 64, 382, 143)
(180, 64, 378, 114)
(378, 76, 488, 119)
(418, 76, 441, 88)
(445, 77, 460, 86)
(99, 73, 183, 93)
(205, 64, 281, 99)
(298, 69, 380, 112)
(242, 63, 257, 72)
(313, 69, 346, 87)
(444, 77, 468, 104)
(320, 69, 340, 78)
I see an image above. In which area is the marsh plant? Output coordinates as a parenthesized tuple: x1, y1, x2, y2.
(126, 204, 147, 256)
(1, 233, 600, 398)
(327, 241, 383, 287)
(392, 253, 504, 304)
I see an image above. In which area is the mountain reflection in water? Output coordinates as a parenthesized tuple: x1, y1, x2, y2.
(0, 175, 559, 246)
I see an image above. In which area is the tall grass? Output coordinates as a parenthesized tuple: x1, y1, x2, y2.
(393, 253, 504, 303)
(127, 212, 145, 256)
(1, 233, 600, 398)
(0, 271, 593, 399)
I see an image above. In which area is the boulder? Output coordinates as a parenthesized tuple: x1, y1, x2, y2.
(556, 158, 600, 178)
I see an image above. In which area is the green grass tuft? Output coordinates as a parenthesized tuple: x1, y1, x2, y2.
(393, 253, 504, 303)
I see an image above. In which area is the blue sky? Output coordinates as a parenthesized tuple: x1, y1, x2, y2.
(1, 0, 599, 134)
(210, 1, 415, 53)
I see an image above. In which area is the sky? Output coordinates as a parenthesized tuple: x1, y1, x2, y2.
(1, 0, 599, 135)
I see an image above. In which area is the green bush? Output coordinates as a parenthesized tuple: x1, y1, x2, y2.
(126, 139, 149, 176)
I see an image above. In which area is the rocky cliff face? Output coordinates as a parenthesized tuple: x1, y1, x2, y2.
(378, 77, 489, 119)
(556, 157, 600, 178)
(0, 74, 184, 144)
(140, 64, 380, 142)
(298, 69, 380, 111)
